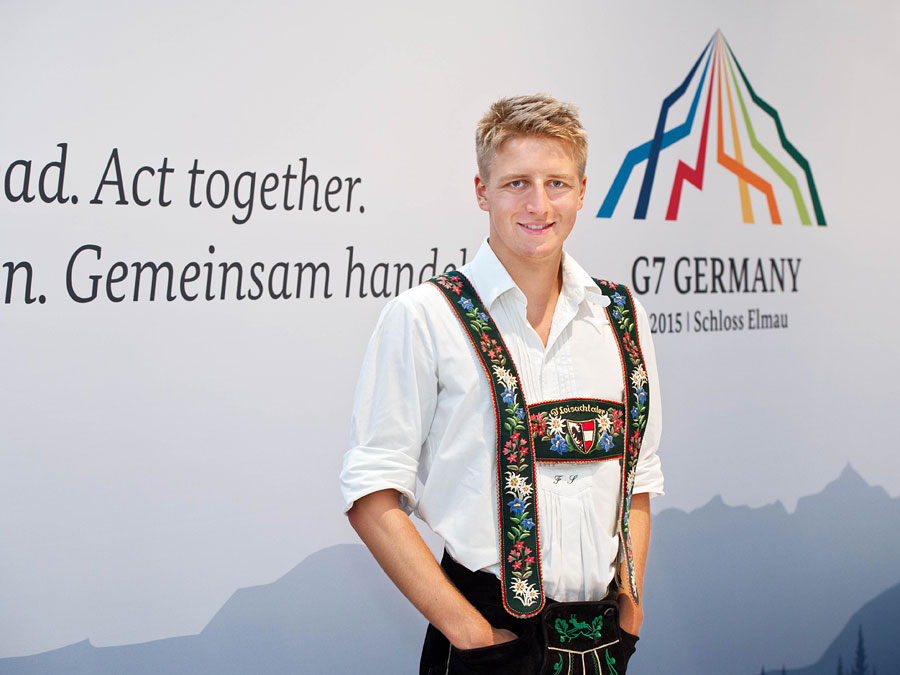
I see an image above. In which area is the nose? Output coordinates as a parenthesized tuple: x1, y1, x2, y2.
(525, 184, 550, 215)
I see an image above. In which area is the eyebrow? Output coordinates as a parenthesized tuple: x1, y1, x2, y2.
(496, 173, 576, 183)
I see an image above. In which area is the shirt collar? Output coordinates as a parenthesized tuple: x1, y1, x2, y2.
(462, 239, 609, 310)
(560, 250, 611, 308)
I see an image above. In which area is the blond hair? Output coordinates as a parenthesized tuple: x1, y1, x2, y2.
(475, 94, 587, 180)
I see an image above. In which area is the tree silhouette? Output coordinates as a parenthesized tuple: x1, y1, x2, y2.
(781, 667, 786, 675)
(760, 668, 766, 675)
(837, 655, 844, 675)
(850, 625, 868, 675)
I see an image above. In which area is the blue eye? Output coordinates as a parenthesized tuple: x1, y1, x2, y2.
(509, 180, 525, 188)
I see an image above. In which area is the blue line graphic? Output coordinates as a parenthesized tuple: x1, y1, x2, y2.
(629, 35, 715, 220)
(597, 38, 714, 219)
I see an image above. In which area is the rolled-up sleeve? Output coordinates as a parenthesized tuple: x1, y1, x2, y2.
(631, 298, 664, 497)
(340, 292, 439, 514)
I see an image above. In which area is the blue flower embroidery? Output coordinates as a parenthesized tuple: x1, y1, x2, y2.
(631, 406, 640, 419)
(516, 408, 525, 420)
(598, 432, 614, 451)
(612, 309, 622, 320)
(612, 292, 625, 307)
(550, 435, 569, 455)
(476, 312, 489, 323)
(502, 389, 515, 405)
(521, 518, 535, 531)
(458, 297, 474, 310)
(508, 498, 526, 515)
(635, 388, 647, 405)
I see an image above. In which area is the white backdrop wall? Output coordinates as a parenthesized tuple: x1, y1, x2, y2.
(2, 2, 899, 673)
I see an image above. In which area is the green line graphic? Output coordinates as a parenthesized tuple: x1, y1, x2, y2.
(723, 46, 812, 225)
(723, 36, 827, 226)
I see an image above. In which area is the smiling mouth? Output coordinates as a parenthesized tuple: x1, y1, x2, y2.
(520, 222, 553, 231)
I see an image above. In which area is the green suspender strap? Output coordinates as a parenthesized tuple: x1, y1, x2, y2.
(595, 278, 650, 606)
(429, 272, 545, 617)
(428, 272, 649, 617)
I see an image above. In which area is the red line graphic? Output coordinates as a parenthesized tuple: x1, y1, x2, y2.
(665, 39, 718, 220)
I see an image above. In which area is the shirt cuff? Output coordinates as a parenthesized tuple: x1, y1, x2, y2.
(340, 445, 419, 514)
(632, 452, 664, 498)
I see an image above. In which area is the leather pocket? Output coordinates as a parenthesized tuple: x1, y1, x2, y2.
(449, 622, 541, 675)
(540, 601, 624, 674)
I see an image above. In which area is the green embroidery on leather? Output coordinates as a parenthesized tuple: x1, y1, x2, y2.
(605, 648, 619, 675)
(554, 614, 605, 643)
(552, 655, 564, 675)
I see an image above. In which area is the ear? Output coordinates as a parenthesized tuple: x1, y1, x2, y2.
(576, 174, 587, 210)
(474, 174, 490, 212)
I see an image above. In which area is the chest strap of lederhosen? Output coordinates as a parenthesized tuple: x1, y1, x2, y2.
(427, 272, 649, 615)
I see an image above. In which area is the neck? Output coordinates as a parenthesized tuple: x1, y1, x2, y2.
(490, 242, 563, 346)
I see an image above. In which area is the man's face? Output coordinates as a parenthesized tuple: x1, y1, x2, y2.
(475, 135, 586, 271)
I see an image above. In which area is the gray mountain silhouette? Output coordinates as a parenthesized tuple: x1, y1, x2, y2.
(2, 465, 898, 675)
(772, 579, 900, 675)
(0, 544, 425, 674)
(630, 464, 900, 675)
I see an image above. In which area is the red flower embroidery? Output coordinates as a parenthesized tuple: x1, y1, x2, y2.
(529, 413, 547, 437)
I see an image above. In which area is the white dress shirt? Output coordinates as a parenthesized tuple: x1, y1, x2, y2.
(341, 239, 663, 602)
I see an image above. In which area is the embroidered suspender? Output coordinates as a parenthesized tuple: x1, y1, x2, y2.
(429, 272, 545, 617)
(598, 279, 650, 605)
(427, 272, 649, 617)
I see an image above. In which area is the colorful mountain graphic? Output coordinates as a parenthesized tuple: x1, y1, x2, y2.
(597, 31, 826, 226)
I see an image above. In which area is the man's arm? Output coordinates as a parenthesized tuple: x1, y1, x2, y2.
(347, 488, 516, 649)
(617, 491, 651, 635)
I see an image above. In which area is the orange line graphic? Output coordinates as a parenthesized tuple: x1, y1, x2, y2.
(715, 38, 782, 224)
(721, 45, 752, 222)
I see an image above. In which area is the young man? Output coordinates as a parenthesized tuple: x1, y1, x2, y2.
(341, 94, 663, 674)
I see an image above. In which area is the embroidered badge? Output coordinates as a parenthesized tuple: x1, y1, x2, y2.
(529, 400, 625, 462)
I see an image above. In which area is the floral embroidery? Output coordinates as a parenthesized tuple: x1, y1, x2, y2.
(550, 435, 570, 455)
(594, 279, 650, 604)
(610, 290, 635, 334)
(429, 271, 540, 615)
(435, 275, 463, 295)
(620, 332, 648, 434)
(529, 412, 547, 436)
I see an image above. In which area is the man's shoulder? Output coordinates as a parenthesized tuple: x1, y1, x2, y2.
(373, 278, 458, 331)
